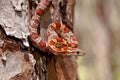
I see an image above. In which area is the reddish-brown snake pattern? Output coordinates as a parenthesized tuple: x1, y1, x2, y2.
(29, 0, 85, 55)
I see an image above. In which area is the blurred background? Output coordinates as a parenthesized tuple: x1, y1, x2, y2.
(74, 0, 120, 80)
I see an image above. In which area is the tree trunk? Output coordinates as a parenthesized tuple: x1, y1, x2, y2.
(0, 0, 79, 80)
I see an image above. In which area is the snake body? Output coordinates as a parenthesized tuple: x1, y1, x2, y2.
(29, 0, 85, 55)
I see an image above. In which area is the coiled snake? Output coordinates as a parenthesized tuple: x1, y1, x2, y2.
(29, 0, 85, 55)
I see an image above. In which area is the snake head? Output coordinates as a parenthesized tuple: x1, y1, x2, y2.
(65, 48, 86, 56)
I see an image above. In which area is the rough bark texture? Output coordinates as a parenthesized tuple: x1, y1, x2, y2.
(0, 0, 78, 80)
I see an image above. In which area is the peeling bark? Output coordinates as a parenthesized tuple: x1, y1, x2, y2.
(0, 0, 78, 80)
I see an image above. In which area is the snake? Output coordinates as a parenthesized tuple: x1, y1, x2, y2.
(29, 0, 85, 55)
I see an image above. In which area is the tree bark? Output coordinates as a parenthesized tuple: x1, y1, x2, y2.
(0, 0, 78, 80)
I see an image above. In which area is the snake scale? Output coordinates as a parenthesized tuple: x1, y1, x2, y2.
(29, 0, 85, 55)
